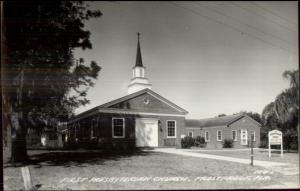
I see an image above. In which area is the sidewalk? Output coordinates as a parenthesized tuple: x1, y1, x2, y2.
(189, 148, 260, 152)
(150, 148, 299, 176)
(189, 148, 295, 152)
(151, 148, 289, 167)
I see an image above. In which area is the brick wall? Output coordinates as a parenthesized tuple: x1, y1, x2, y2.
(109, 93, 183, 114)
(227, 117, 261, 148)
(156, 115, 185, 148)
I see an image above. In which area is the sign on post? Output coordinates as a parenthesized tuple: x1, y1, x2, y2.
(268, 130, 283, 157)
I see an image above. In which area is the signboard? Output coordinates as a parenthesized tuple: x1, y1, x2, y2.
(269, 134, 282, 145)
(268, 130, 283, 157)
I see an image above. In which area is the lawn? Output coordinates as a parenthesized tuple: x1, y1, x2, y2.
(189, 148, 299, 163)
(3, 149, 299, 190)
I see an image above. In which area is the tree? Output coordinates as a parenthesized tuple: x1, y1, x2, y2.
(262, 70, 299, 150)
(3, 1, 102, 162)
(262, 102, 281, 129)
(261, 102, 282, 147)
(273, 70, 299, 150)
(274, 70, 299, 126)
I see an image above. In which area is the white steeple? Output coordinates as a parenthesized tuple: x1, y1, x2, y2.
(127, 33, 152, 94)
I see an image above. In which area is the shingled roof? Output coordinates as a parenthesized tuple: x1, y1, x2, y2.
(186, 113, 260, 128)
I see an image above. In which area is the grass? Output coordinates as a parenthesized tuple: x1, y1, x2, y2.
(189, 148, 299, 163)
(3, 149, 299, 190)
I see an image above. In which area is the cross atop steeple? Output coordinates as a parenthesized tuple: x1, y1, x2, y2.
(135, 32, 143, 67)
(137, 32, 140, 40)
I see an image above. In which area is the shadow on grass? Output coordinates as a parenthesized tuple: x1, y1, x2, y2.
(4, 149, 158, 168)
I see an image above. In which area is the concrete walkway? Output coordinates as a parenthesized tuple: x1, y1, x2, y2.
(151, 148, 289, 167)
(151, 148, 299, 176)
(189, 148, 260, 152)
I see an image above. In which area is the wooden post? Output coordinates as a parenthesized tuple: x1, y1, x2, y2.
(281, 136, 283, 157)
(268, 132, 271, 158)
(21, 166, 34, 190)
(251, 134, 254, 166)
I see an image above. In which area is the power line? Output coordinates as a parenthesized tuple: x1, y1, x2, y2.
(230, 1, 297, 33)
(251, 2, 298, 26)
(194, 2, 295, 46)
(169, 2, 295, 54)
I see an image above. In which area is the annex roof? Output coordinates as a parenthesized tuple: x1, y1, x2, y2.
(186, 113, 261, 128)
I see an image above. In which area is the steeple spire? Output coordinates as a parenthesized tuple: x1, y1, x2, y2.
(128, 33, 152, 94)
(135, 32, 143, 67)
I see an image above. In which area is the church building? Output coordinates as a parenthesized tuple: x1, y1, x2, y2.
(66, 33, 188, 149)
(66, 33, 261, 150)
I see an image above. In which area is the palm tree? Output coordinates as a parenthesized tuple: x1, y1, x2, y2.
(282, 70, 299, 91)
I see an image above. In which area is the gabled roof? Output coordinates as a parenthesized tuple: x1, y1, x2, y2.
(99, 88, 188, 114)
(70, 88, 188, 122)
(186, 113, 261, 128)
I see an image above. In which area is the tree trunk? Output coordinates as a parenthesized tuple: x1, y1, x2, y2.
(297, 122, 300, 151)
(10, 111, 28, 163)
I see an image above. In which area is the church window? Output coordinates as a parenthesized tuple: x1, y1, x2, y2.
(167, 120, 176, 138)
(217, 130, 222, 141)
(112, 118, 125, 138)
(232, 130, 237, 141)
(205, 131, 209, 142)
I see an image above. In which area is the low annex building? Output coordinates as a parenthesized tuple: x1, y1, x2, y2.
(185, 114, 261, 149)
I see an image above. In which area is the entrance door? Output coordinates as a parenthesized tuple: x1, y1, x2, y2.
(135, 118, 158, 147)
(241, 129, 248, 145)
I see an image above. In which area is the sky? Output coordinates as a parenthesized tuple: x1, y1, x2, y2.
(74, 1, 298, 119)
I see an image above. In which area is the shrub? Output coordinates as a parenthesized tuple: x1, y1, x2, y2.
(222, 139, 234, 148)
(283, 135, 298, 151)
(195, 136, 206, 148)
(259, 139, 268, 148)
(181, 136, 195, 148)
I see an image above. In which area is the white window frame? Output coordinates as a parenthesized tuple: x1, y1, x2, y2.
(75, 123, 79, 142)
(91, 117, 99, 139)
(241, 129, 248, 145)
(232, 130, 237, 141)
(251, 131, 255, 141)
(112, 118, 125, 138)
(217, 130, 222, 141)
(91, 119, 94, 139)
(205, 131, 210, 142)
(188, 131, 193, 138)
(166, 120, 176, 138)
(74, 123, 79, 139)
